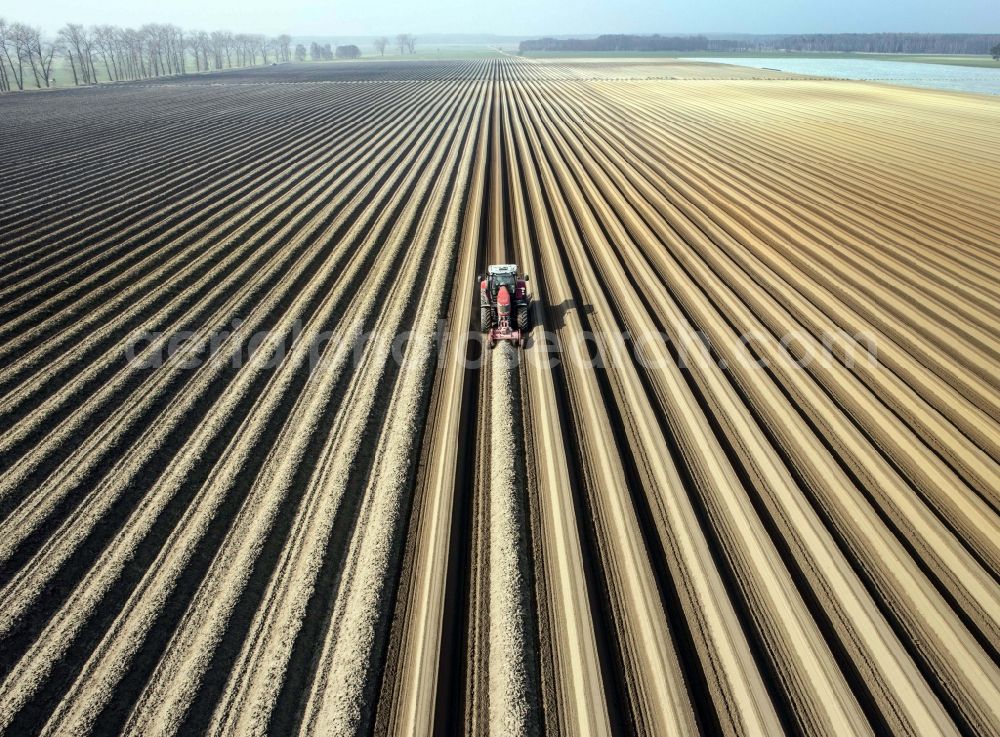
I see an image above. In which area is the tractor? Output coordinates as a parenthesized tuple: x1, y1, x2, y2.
(478, 264, 530, 347)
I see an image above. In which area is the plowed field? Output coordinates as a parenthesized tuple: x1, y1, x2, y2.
(1, 56, 998, 737)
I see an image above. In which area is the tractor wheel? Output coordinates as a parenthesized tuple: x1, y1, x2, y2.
(480, 305, 492, 332)
(517, 304, 529, 332)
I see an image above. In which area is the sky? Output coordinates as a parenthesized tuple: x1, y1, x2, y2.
(5, 0, 999, 37)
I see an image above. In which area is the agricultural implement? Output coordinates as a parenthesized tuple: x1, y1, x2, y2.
(478, 264, 530, 347)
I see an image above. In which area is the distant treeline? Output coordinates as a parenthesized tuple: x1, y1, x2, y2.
(294, 42, 362, 61)
(764, 33, 1000, 54)
(0, 17, 293, 91)
(0, 17, 422, 92)
(520, 33, 1000, 55)
(520, 34, 742, 53)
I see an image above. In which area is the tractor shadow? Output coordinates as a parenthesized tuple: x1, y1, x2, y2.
(546, 298, 594, 330)
(524, 298, 594, 349)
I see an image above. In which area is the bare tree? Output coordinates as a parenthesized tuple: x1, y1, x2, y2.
(395, 33, 416, 54)
(121, 27, 148, 78)
(374, 36, 387, 56)
(234, 33, 250, 65)
(275, 34, 291, 62)
(209, 31, 226, 69)
(0, 18, 10, 91)
(55, 27, 79, 86)
(222, 31, 235, 67)
(257, 34, 269, 64)
(20, 25, 57, 87)
(206, 30, 235, 68)
(0, 18, 20, 91)
(148, 24, 184, 76)
(188, 30, 206, 72)
(93, 25, 120, 80)
(172, 27, 186, 73)
(59, 23, 90, 85)
(199, 31, 213, 71)
(82, 27, 99, 81)
(1, 18, 298, 89)
(140, 24, 170, 76)
(116, 28, 133, 79)
(4, 24, 35, 88)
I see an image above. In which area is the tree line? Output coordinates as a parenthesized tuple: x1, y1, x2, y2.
(760, 33, 1000, 55)
(371, 35, 417, 55)
(293, 34, 416, 61)
(0, 17, 293, 91)
(292, 42, 364, 61)
(520, 33, 1000, 55)
(519, 34, 737, 53)
(0, 20, 425, 92)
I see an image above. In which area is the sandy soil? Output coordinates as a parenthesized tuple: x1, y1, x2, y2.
(486, 343, 534, 735)
(0, 56, 997, 737)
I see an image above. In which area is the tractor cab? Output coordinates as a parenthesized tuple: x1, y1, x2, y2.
(485, 264, 518, 299)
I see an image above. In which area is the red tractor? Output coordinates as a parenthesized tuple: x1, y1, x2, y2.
(478, 264, 530, 347)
